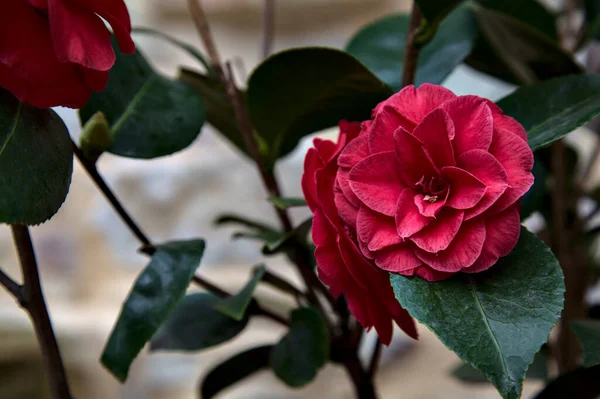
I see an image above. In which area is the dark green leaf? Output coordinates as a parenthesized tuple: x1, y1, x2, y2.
(80, 40, 205, 159)
(497, 75, 600, 150)
(179, 69, 247, 157)
(0, 90, 72, 225)
(200, 346, 273, 399)
(451, 346, 548, 383)
(572, 320, 600, 367)
(214, 266, 265, 321)
(262, 218, 313, 255)
(476, 0, 558, 40)
(390, 228, 564, 399)
(346, 6, 477, 91)
(467, 6, 581, 85)
(532, 365, 600, 399)
(415, 0, 465, 28)
(151, 292, 248, 352)
(102, 239, 205, 381)
(269, 197, 308, 209)
(247, 48, 392, 167)
(521, 158, 547, 219)
(270, 307, 329, 387)
(132, 28, 210, 71)
(215, 213, 279, 233)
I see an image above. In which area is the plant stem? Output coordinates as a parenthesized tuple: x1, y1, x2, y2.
(72, 141, 152, 250)
(11, 225, 73, 399)
(367, 338, 383, 377)
(401, 3, 422, 87)
(551, 141, 587, 373)
(344, 353, 379, 399)
(262, 0, 276, 59)
(186, 0, 335, 316)
(0, 267, 22, 301)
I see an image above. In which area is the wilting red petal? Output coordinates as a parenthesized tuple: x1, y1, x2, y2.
(416, 219, 486, 271)
(442, 166, 487, 210)
(409, 208, 464, 253)
(395, 188, 431, 237)
(48, 0, 115, 70)
(357, 206, 402, 251)
(442, 96, 493, 155)
(466, 206, 521, 273)
(412, 109, 456, 169)
(374, 244, 422, 273)
(349, 151, 404, 216)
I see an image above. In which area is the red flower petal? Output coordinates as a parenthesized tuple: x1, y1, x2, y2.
(441, 96, 493, 155)
(368, 104, 415, 153)
(416, 219, 486, 271)
(394, 128, 438, 186)
(489, 128, 535, 213)
(458, 150, 509, 219)
(412, 108, 456, 169)
(374, 244, 422, 273)
(48, 0, 115, 70)
(409, 208, 464, 253)
(382, 84, 456, 125)
(465, 206, 521, 273)
(414, 266, 455, 281)
(349, 151, 404, 216)
(442, 166, 487, 210)
(486, 101, 528, 142)
(395, 188, 431, 238)
(357, 206, 402, 251)
(79, 0, 135, 54)
(334, 190, 359, 226)
(414, 192, 447, 217)
(338, 131, 369, 169)
(301, 147, 323, 212)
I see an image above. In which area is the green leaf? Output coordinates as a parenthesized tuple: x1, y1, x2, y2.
(572, 320, 600, 367)
(132, 28, 210, 71)
(390, 228, 565, 399)
(497, 75, 600, 150)
(179, 69, 247, 157)
(476, 0, 558, 40)
(150, 292, 249, 352)
(467, 6, 581, 85)
(200, 346, 273, 399)
(215, 213, 279, 233)
(262, 218, 313, 255)
(346, 6, 477, 91)
(452, 346, 548, 383)
(269, 197, 308, 209)
(213, 266, 266, 321)
(80, 40, 205, 159)
(0, 90, 73, 225)
(247, 47, 392, 167)
(270, 307, 329, 387)
(101, 239, 206, 382)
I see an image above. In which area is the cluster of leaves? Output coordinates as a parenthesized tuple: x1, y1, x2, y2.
(3, 0, 600, 398)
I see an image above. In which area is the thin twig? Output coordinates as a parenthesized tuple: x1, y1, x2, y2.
(581, 139, 600, 185)
(72, 140, 152, 251)
(192, 275, 289, 326)
(0, 267, 22, 301)
(262, 0, 276, 59)
(401, 3, 422, 87)
(11, 225, 73, 399)
(368, 338, 383, 377)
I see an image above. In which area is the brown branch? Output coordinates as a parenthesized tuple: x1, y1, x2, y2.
(186, 0, 336, 319)
(72, 140, 152, 250)
(0, 267, 22, 302)
(262, 0, 276, 59)
(367, 338, 383, 377)
(11, 225, 73, 399)
(401, 3, 422, 87)
(343, 353, 378, 399)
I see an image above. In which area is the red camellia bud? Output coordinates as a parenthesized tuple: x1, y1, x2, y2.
(302, 84, 534, 343)
(0, 0, 135, 108)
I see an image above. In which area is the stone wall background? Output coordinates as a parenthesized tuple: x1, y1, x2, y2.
(0, 1, 586, 398)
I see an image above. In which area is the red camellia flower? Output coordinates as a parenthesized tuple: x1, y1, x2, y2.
(0, 0, 135, 108)
(303, 84, 534, 339)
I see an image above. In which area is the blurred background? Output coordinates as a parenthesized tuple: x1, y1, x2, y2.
(0, 0, 596, 398)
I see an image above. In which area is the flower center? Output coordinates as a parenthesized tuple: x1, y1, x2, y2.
(415, 175, 447, 203)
